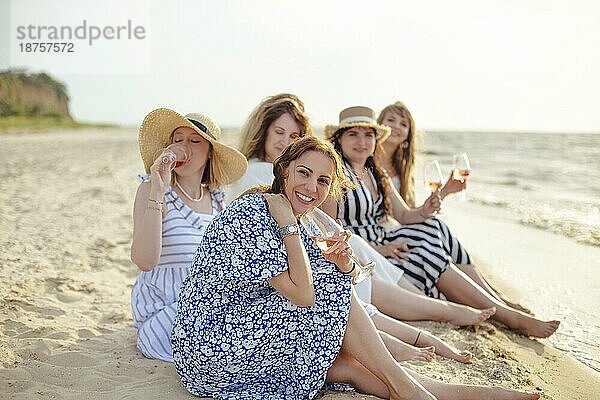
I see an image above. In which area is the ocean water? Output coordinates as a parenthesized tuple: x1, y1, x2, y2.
(420, 131, 600, 372)
(421, 131, 600, 248)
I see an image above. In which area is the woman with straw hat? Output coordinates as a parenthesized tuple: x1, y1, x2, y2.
(325, 105, 559, 339)
(130, 108, 247, 362)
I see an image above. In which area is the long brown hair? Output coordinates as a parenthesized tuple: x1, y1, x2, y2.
(377, 101, 419, 207)
(239, 93, 313, 161)
(330, 127, 394, 217)
(243, 136, 353, 201)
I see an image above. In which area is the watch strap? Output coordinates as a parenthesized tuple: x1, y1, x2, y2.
(277, 223, 300, 239)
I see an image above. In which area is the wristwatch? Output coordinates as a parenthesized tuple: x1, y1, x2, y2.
(277, 223, 300, 239)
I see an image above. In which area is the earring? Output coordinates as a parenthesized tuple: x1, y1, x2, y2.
(401, 141, 409, 149)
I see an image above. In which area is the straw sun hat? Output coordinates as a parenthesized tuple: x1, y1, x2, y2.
(324, 106, 390, 142)
(138, 108, 247, 184)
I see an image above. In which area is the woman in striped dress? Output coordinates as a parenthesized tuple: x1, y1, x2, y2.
(324, 106, 560, 338)
(377, 100, 532, 314)
(130, 108, 247, 361)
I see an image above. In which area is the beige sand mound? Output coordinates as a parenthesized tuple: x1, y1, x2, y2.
(1, 128, 598, 399)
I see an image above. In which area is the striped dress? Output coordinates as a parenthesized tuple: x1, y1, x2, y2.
(131, 185, 225, 362)
(338, 164, 471, 298)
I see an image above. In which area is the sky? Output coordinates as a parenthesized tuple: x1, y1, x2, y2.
(2, 0, 600, 132)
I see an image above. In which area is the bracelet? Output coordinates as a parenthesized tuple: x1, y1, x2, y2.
(277, 223, 300, 239)
(147, 205, 162, 212)
(148, 198, 164, 205)
(338, 262, 356, 276)
(413, 330, 422, 346)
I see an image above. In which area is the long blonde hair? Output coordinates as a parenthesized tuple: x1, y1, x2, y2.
(239, 93, 313, 161)
(377, 101, 419, 207)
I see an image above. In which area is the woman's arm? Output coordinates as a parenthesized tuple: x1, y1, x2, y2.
(388, 177, 428, 224)
(269, 234, 315, 307)
(264, 193, 315, 307)
(130, 182, 165, 271)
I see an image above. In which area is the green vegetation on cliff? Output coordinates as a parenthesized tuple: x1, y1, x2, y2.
(0, 68, 71, 118)
(0, 69, 114, 132)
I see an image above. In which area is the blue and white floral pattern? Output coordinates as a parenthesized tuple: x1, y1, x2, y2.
(172, 193, 352, 399)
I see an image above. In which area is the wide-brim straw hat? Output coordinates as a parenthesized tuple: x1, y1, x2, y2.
(324, 106, 390, 142)
(138, 108, 247, 184)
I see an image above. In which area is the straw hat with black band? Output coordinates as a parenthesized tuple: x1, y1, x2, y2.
(138, 108, 247, 185)
(324, 106, 390, 143)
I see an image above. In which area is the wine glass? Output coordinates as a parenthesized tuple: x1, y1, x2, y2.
(159, 144, 190, 169)
(299, 207, 374, 284)
(424, 160, 443, 193)
(452, 153, 471, 201)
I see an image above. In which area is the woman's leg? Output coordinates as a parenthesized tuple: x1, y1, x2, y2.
(433, 217, 533, 314)
(372, 313, 473, 364)
(437, 265, 560, 338)
(404, 369, 540, 400)
(327, 291, 437, 400)
(372, 278, 496, 326)
(396, 275, 424, 294)
(328, 292, 540, 400)
(456, 263, 533, 314)
(326, 348, 390, 398)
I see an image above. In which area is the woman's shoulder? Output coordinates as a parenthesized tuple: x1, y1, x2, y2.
(225, 192, 268, 215)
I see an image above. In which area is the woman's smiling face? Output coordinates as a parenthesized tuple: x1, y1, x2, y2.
(380, 110, 410, 146)
(283, 150, 334, 216)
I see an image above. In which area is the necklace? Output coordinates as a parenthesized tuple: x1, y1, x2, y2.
(354, 167, 369, 181)
(175, 179, 205, 202)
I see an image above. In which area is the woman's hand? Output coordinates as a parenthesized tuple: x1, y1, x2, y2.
(375, 241, 411, 262)
(420, 191, 442, 218)
(149, 149, 176, 196)
(440, 170, 466, 199)
(264, 193, 296, 227)
(321, 228, 356, 275)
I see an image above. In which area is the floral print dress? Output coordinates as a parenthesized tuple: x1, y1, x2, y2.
(172, 193, 353, 399)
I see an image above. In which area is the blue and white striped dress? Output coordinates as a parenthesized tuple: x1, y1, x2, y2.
(131, 184, 225, 362)
(338, 164, 471, 299)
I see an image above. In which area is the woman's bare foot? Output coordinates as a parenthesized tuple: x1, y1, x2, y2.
(418, 331, 474, 364)
(439, 348, 474, 364)
(517, 316, 560, 338)
(395, 345, 436, 363)
(447, 305, 496, 326)
(382, 331, 436, 362)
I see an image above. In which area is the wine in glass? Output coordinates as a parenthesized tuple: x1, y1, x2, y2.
(424, 160, 443, 193)
(299, 207, 374, 284)
(160, 144, 190, 169)
(452, 153, 471, 201)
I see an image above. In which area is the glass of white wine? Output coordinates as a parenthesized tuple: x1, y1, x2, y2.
(299, 207, 374, 284)
(424, 160, 443, 193)
(452, 153, 471, 201)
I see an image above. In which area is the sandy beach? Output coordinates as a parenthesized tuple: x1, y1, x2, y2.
(1, 128, 599, 399)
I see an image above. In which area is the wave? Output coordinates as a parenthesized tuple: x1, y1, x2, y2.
(468, 196, 600, 248)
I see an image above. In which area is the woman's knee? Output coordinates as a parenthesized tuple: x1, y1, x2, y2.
(327, 350, 362, 384)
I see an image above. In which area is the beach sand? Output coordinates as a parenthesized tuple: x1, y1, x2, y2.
(1, 128, 599, 399)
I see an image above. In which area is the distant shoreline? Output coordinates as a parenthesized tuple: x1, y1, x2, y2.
(0, 115, 117, 133)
